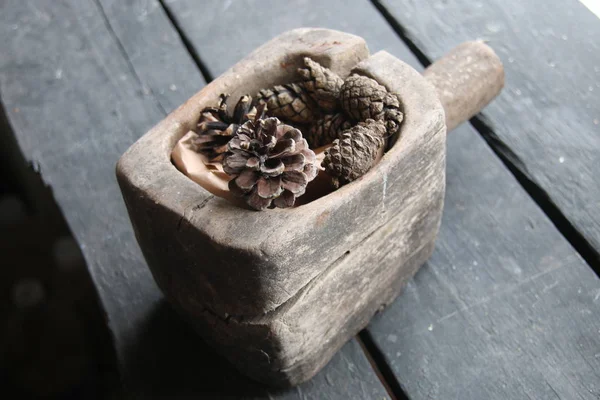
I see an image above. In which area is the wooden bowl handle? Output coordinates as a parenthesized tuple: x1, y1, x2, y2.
(423, 41, 504, 132)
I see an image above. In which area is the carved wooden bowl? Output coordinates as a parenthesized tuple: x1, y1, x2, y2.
(116, 28, 502, 386)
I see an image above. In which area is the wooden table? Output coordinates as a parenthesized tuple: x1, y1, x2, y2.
(2, 0, 599, 398)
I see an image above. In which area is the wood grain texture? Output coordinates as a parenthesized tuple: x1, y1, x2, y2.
(96, 0, 204, 113)
(0, 0, 389, 397)
(0, 1, 169, 364)
(369, 2, 600, 396)
(161, 0, 424, 77)
(423, 41, 504, 131)
(367, 123, 600, 399)
(118, 30, 378, 319)
(378, 0, 600, 260)
(117, 38, 446, 384)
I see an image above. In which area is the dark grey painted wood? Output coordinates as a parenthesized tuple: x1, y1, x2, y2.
(0, 1, 167, 364)
(96, 0, 204, 113)
(368, 124, 600, 399)
(364, 1, 600, 396)
(378, 0, 600, 261)
(0, 0, 389, 397)
(161, 0, 423, 77)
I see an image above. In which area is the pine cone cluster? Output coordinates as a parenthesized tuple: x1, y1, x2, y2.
(223, 115, 318, 210)
(186, 57, 404, 210)
(256, 57, 349, 144)
(316, 73, 403, 185)
(195, 94, 257, 162)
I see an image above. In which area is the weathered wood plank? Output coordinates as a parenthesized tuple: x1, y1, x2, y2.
(161, 0, 423, 77)
(0, 2, 167, 362)
(0, 0, 389, 397)
(5, 0, 600, 397)
(364, 1, 600, 396)
(159, 1, 600, 398)
(368, 124, 600, 399)
(378, 0, 600, 262)
(96, 0, 204, 113)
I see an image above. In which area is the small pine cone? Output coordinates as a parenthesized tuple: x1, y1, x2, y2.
(306, 113, 352, 148)
(297, 57, 344, 112)
(195, 94, 257, 162)
(339, 74, 403, 131)
(223, 117, 318, 211)
(323, 119, 386, 188)
(257, 83, 318, 124)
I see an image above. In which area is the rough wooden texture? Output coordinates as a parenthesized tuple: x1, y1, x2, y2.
(119, 29, 372, 317)
(424, 41, 504, 131)
(162, 0, 424, 78)
(366, 3, 600, 396)
(117, 29, 447, 385)
(0, 2, 390, 397)
(379, 0, 600, 260)
(95, 0, 203, 113)
(122, 303, 390, 399)
(0, 1, 176, 368)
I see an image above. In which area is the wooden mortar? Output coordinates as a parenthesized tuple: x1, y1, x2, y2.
(116, 28, 503, 386)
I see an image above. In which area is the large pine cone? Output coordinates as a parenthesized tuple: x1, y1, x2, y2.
(323, 119, 386, 188)
(257, 83, 318, 124)
(223, 117, 318, 210)
(195, 94, 257, 162)
(339, 74, 404, 135)
(306, 113, 351, 148)
(297, 57, 344, 113)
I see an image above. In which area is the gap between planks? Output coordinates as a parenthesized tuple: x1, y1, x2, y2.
(370, 0, 600, 276)
(358, 330, 411, 400)
(158, 0, 214, 82)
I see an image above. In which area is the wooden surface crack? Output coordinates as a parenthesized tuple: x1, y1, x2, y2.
(471, 115, 600, 274)
(157, 0, 214, 82)
(177, 195, 214, 231)
(92, 0, 168, 116)
(373, 0, 600, 276)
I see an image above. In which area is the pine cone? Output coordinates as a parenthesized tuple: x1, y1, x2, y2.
(257, 83, 318, 124)
(306, 113, 351, 148)
(195, 94, 257, 162)
(223, 117, 318, 210)
(323, 119, 386, 188)
(339, 74, 404, 135)
(297, 57, 344, 113)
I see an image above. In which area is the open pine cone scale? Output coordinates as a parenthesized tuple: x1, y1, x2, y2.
(194, 94, 260, 162)
(223, 116, 318, 210)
